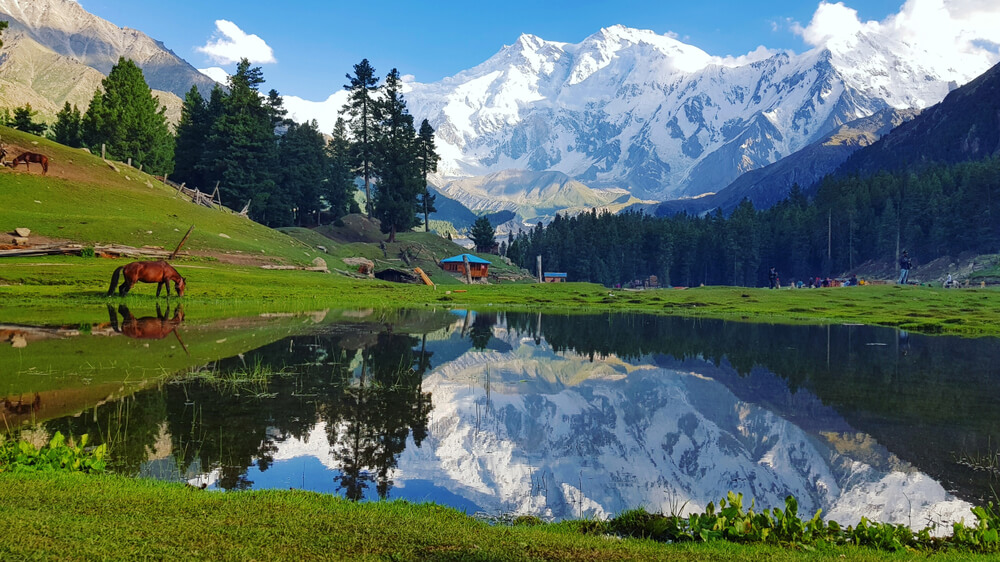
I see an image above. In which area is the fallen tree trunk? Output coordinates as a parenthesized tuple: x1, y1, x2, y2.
(0, 243, 188, 259)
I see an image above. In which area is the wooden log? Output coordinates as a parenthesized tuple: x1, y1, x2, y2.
(170, 225, 195, 260)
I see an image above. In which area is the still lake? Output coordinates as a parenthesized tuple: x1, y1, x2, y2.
(2, 305, 998, 529)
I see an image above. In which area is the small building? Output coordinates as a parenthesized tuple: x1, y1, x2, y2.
(543, 272, 567, 283)
(374, 268, 420, 284)
(440, 254, 491, 278)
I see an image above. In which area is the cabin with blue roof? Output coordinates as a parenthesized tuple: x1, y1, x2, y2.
(440, 253, 491, 279)
(543, 272, 567, 283)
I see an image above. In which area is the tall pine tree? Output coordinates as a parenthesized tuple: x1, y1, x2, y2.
(49, 102, 83, 147)
(342, 59, 380, 217)
(197, 59, 278, 225)
(278, 119, 327, 226)
(373, 69, 421, 242)
(325, 117, 358, 222)
(80, 57, 174, 175)
(415, 119, 439, 232)
(173, 85, 213, 188)
(470, 217, 496, 253)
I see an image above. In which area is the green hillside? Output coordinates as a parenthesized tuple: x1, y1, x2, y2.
(0, 126, 530, 309)
(0, 126, 321, 265)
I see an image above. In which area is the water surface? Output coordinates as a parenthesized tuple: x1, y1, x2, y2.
(3, 305, 997, 529)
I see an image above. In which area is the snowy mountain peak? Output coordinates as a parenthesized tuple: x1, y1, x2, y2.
(396, 20, 1000, 200)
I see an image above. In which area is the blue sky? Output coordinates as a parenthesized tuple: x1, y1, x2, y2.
(75, 1, 978, 100)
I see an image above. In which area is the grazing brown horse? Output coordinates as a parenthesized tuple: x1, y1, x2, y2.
(107, 260, 186, 297)
(11, 151, 49, 173)
(108, 303, 189, 354)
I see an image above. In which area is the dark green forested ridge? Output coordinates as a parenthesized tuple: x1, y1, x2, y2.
(837, 61, 1000, 177)
(508, 157, 1000, 287)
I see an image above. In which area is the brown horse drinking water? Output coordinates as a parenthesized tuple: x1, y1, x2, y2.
(11, 151, 49, 173)
(107, 260, 186, 297)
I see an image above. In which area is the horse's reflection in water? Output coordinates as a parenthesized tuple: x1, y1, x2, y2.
(3, 393, 41, 416)
(107, 303, 189, 355)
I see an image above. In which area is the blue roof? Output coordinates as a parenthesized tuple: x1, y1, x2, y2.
(441, 253, 491, 264)
(543, 272, 567, 277)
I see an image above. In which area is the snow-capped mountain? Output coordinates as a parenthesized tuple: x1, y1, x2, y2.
(290, 22, 995, 201)
(397, 24, 990, 200)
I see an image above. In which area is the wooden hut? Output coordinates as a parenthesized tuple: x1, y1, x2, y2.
(440, 254, 491, 278)
(543, 272, 567, 283)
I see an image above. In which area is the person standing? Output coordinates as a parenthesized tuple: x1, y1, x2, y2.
(898, 251, 912, 284)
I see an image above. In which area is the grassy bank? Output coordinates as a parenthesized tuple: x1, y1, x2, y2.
(1, 254, 999, 336)
(0, 472, 938, 561)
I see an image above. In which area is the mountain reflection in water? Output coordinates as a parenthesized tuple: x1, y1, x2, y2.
(8, 309, 1000, 529)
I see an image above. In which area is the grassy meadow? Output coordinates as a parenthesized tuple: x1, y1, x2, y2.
(0, 472, 958, 562)
(2, 253, 999, 336)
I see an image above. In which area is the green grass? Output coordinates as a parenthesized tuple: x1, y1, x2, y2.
(2, 254, 1000, 336)
(0, 472, 948, 561)
(0, 127, 319, 265)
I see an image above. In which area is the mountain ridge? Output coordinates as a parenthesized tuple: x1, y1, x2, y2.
(0, 0, 217, 103)
(835, 61, 1000, 177)
(394, 23, 991, 201)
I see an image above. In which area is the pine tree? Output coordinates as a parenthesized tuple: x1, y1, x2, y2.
(80, 57, 174, 174)
(49, 102, 83, 147)
(470, 216, 496, 253)
(12, 104, 48, 136)
(342, 59, 380, 217)
(278, 119, 327, 226)
(0, 20, 7, 49)
(198, 59, 278, 224)
(414, 119, 439, 232)
(373, 69, 422, 242)
(265, 89, 290, 128)
(173, 85, 212, 187)
(325, 117, 358, 222)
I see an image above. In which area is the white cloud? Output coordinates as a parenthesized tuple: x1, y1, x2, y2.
(283, 91, 351, 135)
(792, 2, 877, 46)
(198, 67, 230, 85)
(196, 20, 276, 65)
(712, 45, 783, 67)
(792, 0, 1000, 76)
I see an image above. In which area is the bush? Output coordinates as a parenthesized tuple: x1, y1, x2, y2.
(605, 492, 1000, 553)
(0, 432, 107, 474)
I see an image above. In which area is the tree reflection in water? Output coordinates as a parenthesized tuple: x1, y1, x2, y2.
(45, 323, 433, 499)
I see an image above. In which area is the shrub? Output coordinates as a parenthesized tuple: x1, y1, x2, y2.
(0, 432, 107, 474)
